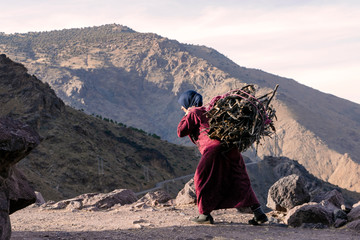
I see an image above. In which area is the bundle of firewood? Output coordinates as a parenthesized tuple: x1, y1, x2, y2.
(206, 84, 278, 152)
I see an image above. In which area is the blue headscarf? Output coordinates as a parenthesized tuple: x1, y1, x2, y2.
(178, 90, 203, 109)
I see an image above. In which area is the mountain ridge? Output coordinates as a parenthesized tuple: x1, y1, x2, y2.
(1, 24, 359, 193)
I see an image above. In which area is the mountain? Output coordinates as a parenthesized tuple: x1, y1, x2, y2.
(0, 54, 199, 201)
(1, 24, 359, 193)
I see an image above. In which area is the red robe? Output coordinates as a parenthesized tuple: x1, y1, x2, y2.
(177, 106, 259, 214)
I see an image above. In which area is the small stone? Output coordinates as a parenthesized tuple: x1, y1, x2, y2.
(133, 224, 143, 229)
(35, 191, 46, 205)
(134, 202, 145, 208)
(66, 201, 82, 211)
(341, 204, 352, 214)
(268, 217, 280, 224)
(133, 219, 148, 224)
(333, 209, 347, 220)
(334, 218, 347, 228)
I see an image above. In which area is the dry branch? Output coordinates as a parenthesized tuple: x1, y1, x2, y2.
(206, 84, 278, 152)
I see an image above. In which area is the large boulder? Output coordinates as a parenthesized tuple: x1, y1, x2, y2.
(348, 205, 360, 222)
(42, 189, 138, 211)
(312, 189, 345, 210)
(7, 167, 37, 214)
(346, 204, 360, 232)
(285, 202, 334, 227)
(266, 174, 310, 211)
(347, 219, 360, 232)
(283, 190, 350, 228)
(311, 189, 349, 227)
(0, 117, 41, 178)
(0, 117, 41, 240)
(175, 178, 196, 206)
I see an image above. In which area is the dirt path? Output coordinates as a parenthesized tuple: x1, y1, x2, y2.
(10, 204, 359, 240)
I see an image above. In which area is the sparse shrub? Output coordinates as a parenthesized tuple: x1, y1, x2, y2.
(129, 127, 146, 134)
(149, 133, 161, 139)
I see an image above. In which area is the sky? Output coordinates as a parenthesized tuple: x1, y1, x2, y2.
(1, 0, 360, 104)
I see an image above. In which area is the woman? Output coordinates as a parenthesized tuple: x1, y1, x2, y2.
(177, 90, 268, 225)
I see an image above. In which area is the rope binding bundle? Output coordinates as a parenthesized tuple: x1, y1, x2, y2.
(205, 84, 278, 152)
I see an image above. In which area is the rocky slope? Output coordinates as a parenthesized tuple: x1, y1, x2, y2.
(0, 54, 199, 201)
(246, 156, 360, 208)
(1, 24, 359, 193)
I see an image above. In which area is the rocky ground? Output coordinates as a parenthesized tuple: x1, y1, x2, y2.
(10, 203, 360, 240)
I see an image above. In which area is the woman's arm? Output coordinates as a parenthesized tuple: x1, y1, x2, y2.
(177, 114, 192, 137)
(177, 110, 198, 138)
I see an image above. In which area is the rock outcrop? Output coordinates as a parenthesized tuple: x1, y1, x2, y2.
(42, 189, 138, 211)
(348, 205, 360, 222)
(266, 174, 360, 229)
(34, 191, 45, 205)
(246, 156, 360, 209)
(7, 167, 37, 214)
(135, 190, 172, 208)
(266, 174, 310, 212)
(0, 117, 41, 178)
(0, 185, 11, 240)
(353, 201, 360, 208)
(284, 202, 333, 228)
(312, 189, 345, 212)
(0, 117, 41, 240)
(347, 219, 360, 232)
(175, 178, 196, 206)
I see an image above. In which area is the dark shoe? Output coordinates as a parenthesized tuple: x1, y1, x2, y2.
(248, 214, 268, 225)
(191, 214, 214, 224)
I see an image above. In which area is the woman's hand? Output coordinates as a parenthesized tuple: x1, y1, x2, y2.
(181, 106, 191, 116)
(181, 106, 188, 115)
